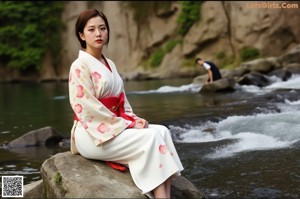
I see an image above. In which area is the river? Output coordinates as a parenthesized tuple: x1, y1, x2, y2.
(0, 76, 299, 198)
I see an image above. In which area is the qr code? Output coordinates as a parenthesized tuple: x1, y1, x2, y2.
(1, 176, 23, 197)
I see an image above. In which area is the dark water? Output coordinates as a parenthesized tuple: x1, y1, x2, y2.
(0, 78, 299, 198)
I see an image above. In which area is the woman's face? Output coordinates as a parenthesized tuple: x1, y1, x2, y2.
(80, 16, 108, 51)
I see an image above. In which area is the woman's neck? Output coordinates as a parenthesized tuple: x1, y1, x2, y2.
(85, 47, 102, 60)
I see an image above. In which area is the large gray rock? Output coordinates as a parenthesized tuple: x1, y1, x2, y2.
(237, 72, 270, 87)
(285, 63, 300, 74)
(7, 126, 63, 148)
(268, 69, 292, 81)
(200, 78, 236, 93)
(240, 57, 279, 74)
(24, 179, 44, 198)
(36, 151, 205, 198)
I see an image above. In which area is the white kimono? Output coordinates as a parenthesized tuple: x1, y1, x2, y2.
(69, 50, 184, 197)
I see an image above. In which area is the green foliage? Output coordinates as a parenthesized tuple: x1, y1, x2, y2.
(165, 40, 179, 53)
(182, 58, 196, 68)
(177, 1, 201, 36)
(0, 1, 64, 71)
(149, 48, 165, 68)
(239, 46, 260, 62)
(53, 171, 66, 195)
(54, 172, 62, 186)
(147, 39, 181, 68)
(216, 51, 235, 69)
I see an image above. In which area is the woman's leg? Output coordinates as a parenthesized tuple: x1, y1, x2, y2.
(165, 177, 173, 198)
(153, 182, 167, 198)
(153, 176, 173, 199)
(75, 125, 182, 197)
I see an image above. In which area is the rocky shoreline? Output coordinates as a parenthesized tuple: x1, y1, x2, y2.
(194, 44, 300, 93)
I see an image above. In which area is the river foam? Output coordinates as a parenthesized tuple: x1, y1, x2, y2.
(238, 74, 300, 94)
(130, 83, 201, 94)
(170, 99, 300, 159)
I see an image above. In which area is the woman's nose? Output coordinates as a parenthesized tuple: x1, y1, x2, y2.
(96, 28, 101, 36)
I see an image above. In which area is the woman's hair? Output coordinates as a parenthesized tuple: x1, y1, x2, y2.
(75, 9, 110, 49)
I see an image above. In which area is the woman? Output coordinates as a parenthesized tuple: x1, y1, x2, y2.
(68, 8, 184, 198)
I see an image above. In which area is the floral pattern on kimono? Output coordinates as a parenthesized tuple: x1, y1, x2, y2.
(69, 50, 139, 151)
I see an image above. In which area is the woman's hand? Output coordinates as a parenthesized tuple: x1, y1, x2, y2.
(134, 118, 149, 129)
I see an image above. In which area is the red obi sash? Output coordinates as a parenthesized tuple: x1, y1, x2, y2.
(74, 92, 136, 171)
(74, 92, 136, 127)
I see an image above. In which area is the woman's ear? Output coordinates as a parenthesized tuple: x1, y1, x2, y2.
(79, 32, 85, 41)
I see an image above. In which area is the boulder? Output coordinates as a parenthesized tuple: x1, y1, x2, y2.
(24, 179, 44, 198)
(278, 44, 300, 66)
(268, 69, 292, 81)
(200, 78, 236, 93)
(7, 126, 64, 148)
(237, 72, 270, 87)
(224, 67, 250, 80)
(33, 151, 206, 198)
(284, 63, 300, 74)
(240, 58, 278, 74)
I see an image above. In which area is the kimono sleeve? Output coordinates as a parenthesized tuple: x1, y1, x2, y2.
(122, 90, 139, 120)
(68, 62, 130, 146)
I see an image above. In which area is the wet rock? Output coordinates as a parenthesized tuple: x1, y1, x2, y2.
(200, 78, 236, 93)
(237, 72, 270, 87)
(268, 69, 292, 81)
(7, 126, 64, 148)
(284, 63, 300, 74)
(37, 151, 206, 198)
(224, 67, 250, 80)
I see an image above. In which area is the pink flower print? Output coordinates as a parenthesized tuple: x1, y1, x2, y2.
(159, 163, 163, 168)
(79, 118, 88, 129)
(75, 69, 81, 78)
(170, 152, 174, 156)
(88, 116, 94, 123)
(97, 123, 110, 133)
(93, 72, 101, 83)
(159, 145, 169, 155)
(76, 85, 84, 98)
(74, 104, 83, 114)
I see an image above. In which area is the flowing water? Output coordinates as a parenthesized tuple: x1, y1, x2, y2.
(0, 76, 299, 198)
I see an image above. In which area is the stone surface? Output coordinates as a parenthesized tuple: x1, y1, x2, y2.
(7, 126, 63, 148)
(237, 72, 270, 87)
(38, 151, 206, 198)
(200, 78, 236, 93)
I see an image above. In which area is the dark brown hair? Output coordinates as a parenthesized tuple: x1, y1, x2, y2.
(75, 9, 110, 49)
(195, 57, 202, 64)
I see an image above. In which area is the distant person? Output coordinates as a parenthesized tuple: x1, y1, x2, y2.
(195, 57, 222, 84)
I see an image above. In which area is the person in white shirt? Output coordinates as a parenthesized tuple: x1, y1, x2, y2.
(195, 57, 222, 84)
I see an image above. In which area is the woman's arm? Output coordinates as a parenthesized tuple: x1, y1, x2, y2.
(69, 62, 130, 146)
